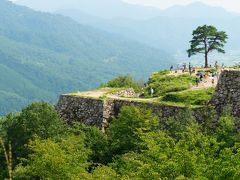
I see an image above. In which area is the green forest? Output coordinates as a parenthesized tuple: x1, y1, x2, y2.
(1, 102, 240, 179)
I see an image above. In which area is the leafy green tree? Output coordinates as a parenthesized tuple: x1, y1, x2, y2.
(2, 101, 240, 179)
(67, 123, 109, 164)
(107, 106, 159, 158)
(216, 115, 236, 148)
(187, 25, 228, 68)
(2, 102, 66, 164)
(91, 166, 119, 180)
(196, 106, 218, 134)
(14, 135, 90, 179)
(159, 109, 196, 139)
(110, 108, 230, 179)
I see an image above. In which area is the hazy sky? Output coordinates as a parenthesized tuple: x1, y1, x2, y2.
(11, 0, 240, 13)
(125, 0, 240, 12)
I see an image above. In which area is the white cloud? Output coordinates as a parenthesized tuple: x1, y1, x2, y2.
(124, 0, 240, 12)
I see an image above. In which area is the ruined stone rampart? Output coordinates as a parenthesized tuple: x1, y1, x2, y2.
(57, 96, 201, 130)
(57, 95, 105, 128)
(211, 70, 240, 117)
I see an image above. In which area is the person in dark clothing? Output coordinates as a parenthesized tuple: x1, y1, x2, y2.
(200, 74, 203, 82)
(183, 63, 187, 72)
(212, 78, 215, 86)
(195, 77, 199, 87)
(189, 62, 192, 75)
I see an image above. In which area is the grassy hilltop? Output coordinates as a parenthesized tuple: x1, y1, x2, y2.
(69, 69, 217, 107)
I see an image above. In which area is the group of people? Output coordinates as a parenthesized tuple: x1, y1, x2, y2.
(169, 61, 224, 75)
(170, 63, 195, 74)
(169, 62, 222, 88)
(148, 62, 224, 97)
(195, 71, 220, 87)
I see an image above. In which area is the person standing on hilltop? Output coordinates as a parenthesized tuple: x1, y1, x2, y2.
(216, 72, 220, 80)
(204, 74, 208, 83)
(183, 63, 187, 72)
(212, 78, 215, 87)
(200, 74, 203, 82)
(195, 77, 199, 87)
(189, 62, 192, 75)
(215, 61, 218, 70)
(150, 87, 154, 97)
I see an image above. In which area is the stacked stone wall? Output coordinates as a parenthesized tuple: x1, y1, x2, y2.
(211, 70, 240, 117)
(57, 95, 104, 128)
(57, 96, 202, 130)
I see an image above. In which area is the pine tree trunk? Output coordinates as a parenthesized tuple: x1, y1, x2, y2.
(205, 52, 208, 68)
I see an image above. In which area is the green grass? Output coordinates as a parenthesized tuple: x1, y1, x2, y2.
(146, 70, 196, 97)
(161, 88, 215, 106)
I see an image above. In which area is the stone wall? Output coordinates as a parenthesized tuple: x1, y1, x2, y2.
(57, 95, 105, 128)
(57, 95, 202, 130)
(211, 70, 240, 117)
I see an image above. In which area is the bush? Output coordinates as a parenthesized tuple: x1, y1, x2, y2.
(162, 88, 214, 105)
(103, 75, 144, 92)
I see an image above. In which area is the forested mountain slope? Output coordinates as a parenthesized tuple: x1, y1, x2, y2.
(0, 0, 173, 115)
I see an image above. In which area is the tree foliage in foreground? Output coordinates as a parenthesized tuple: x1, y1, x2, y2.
(1, 102, 240, 179)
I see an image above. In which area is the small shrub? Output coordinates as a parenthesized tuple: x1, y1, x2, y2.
(102, 75, 144, 92)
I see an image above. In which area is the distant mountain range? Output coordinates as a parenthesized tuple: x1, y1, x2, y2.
(14, 0, 163, 19)
(159, 2, 238, 18)
(14, 0, 240, 53)
(0, 0, 173, 115)
(15, 0, 239, 19)
(52, 1, 240, 60)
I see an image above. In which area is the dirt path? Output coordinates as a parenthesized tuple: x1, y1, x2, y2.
(169, 69, 220, 91)
(71, 88, 159, 103)
(188, 76, 218, 91)
(74, 89, 108, 98)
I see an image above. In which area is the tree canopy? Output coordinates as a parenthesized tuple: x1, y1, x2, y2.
(1, 102, 240, 179)
(187, 25, 228, 68)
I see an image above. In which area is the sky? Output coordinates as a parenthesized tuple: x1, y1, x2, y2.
(125, 0, 240, 12)
(11, 0, 240, 13)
